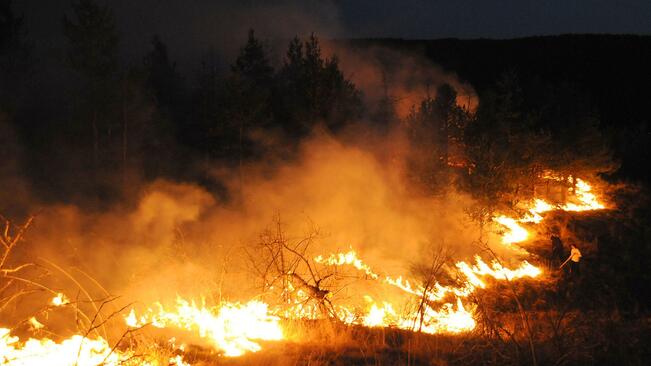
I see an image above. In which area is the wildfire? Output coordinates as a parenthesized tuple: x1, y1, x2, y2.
(562, 178, 605, 212)
(362, 297, 397, 327)
(418, 298, 476, 334)
(495, 175, 606, 244)
(494, 216, 530, 243)
(457, 256, 541, 287)
(312, 250, 541, 336)
(0, 328, 138, 366)
(3, 250, 532, 364)
(314, 249, 379, 279)
(124, 298, 283, 357)
(0, 256, 542, 364)
(0, 173, 606, 364)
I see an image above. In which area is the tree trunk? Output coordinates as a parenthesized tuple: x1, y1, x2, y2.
(122, 81, 128, 187)
(239, 120, 244, 203)
(92, 109, 99, 167)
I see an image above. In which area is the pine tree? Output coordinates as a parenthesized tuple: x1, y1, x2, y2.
(144, 36, 184, 118)
(277, 33, 362, 136)
(63, 0, 119, 167)
(221, 29, 274, 159)
(405, 83, 469, 194)
(0, 0, 31, 113)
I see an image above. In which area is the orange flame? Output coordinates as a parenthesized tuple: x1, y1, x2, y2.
(495, 175, 606, 244)
(0, 328, 147, 366)
(125, 297, 283, 357)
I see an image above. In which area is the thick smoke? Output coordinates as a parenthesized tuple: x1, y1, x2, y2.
(322, 43, 479, 118)
(8, 132, 526, 315)
(3, 0, 513, 336)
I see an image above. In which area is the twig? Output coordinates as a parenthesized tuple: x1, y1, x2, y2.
(101, 325, 148, 365)
(40, 257, 108, 340)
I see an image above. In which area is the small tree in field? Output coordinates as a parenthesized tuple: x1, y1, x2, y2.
(410, 242, 454, 332)
(246, 218, 346, 320)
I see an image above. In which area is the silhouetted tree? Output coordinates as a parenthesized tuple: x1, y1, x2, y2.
(223, 29, 274, 158)
(463, 72, 614, 213)
(406, 83, 469, 194)
(219, 29, 276, 197)
(0, 0, 31, 113)
(143, 36, 185, 120)
(463, 72, 538, 209)
(192, 51, 223, 155)
(63, 0, 119, 166)
(539, 82, 617, 188)
(369, 73, 397, 128)
(277, 33, 362, 136)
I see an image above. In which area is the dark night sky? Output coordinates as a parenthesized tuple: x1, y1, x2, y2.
(14, 0, 651, 68)
(334, 0, 651, 39)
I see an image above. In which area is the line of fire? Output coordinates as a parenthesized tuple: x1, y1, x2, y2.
(1, 1, 650, 365)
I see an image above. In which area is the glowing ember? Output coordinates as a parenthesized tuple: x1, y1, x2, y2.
(125, 298, 283, 357)
(27, 318, 44, 331)
(50, 293, 69, 307)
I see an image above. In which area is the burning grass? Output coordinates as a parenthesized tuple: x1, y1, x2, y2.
(2, 171, 641, 365)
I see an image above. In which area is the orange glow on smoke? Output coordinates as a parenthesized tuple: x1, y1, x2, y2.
(0, 172, 607, 364)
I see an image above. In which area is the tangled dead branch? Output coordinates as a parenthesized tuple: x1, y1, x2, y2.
(246, 217, 344, 320)
(0, 214, 35, 272)
(0, 214, 41, 314)
(410, 243, 454, 332)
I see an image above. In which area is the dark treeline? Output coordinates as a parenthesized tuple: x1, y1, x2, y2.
(342, 35, 651, 185)
(1, 0, 364, 207)
(0, 0, 643, 213)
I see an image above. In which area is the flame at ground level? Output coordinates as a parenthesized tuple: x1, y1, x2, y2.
(495, 176, 606, 244)
(125, 299, 283, 357)
(1, 254, 542, 364)
(0, 328, 185, 366)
